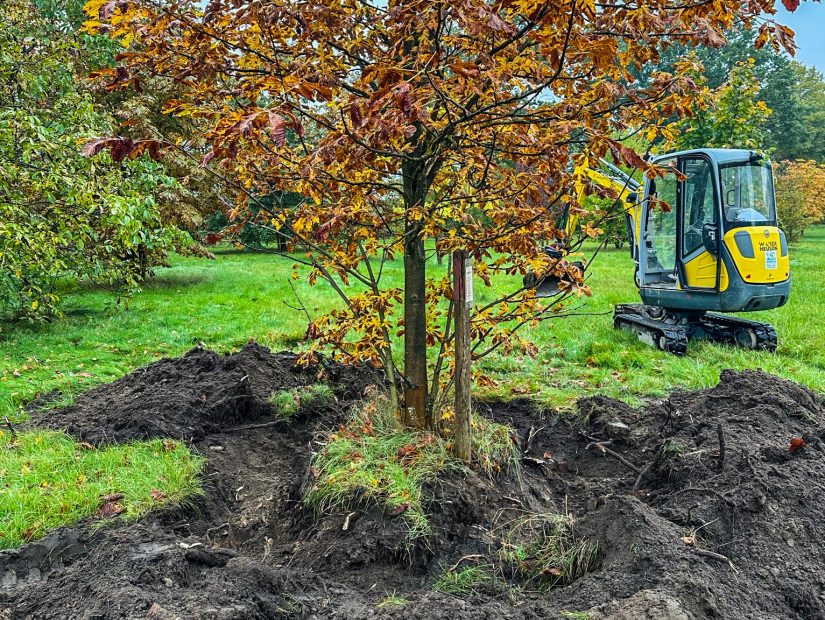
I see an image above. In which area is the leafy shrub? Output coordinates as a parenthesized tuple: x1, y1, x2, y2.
(774, 160, 825, 242)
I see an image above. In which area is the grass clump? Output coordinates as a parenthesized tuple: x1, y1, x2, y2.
(0, 430, 204, 549)
(376, 592, 409, 608)
(434, 562, 495, 596)
(304, 396, 454, 538)
(499, 513, 600, 590)
(269, 383, 336, 419)
(471, 414, 521, 477)
(438, 407, 521, 477)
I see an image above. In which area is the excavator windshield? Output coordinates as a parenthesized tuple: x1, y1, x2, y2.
(719, 161, 776, 229)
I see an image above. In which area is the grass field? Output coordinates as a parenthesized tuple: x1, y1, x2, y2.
(0, 431, 202, 549)
(1, 228, 822, 548)
(2, 228, 823, 421)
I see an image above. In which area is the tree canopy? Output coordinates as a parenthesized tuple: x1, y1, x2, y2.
(84, 0, 800, 428)
(0, 0, 194, 321)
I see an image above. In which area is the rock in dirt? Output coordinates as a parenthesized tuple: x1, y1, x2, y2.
(2, 354, 824, 620)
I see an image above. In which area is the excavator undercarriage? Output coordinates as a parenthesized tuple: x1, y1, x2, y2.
(613, 303, 778, 355)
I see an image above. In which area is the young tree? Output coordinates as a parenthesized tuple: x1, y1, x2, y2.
(668, 59, 772, 151)
(0, 0, 192, 321)
(84, 0, 798, 429)
(638, 25, 825, 162)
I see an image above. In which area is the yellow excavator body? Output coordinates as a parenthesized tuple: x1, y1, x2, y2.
(525, 148, 790, 354)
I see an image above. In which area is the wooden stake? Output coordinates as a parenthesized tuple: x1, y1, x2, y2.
(453, 251, 472, 461)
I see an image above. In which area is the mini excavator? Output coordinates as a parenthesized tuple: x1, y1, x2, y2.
(526, 149, 791, 355)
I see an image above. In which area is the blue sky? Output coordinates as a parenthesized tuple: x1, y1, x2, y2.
(775, 4, 825, 73)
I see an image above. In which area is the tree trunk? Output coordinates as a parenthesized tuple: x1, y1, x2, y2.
(403, 224, 428, 429)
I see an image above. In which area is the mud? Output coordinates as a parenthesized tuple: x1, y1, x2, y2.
(1, 345, 824, 620)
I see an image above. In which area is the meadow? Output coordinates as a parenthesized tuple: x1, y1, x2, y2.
(3, 227, 823, 420)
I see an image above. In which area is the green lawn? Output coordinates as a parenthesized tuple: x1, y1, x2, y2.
(0, 430, 203, 549)
(2, 228, 823, 421)
(1, 228, 822, 549)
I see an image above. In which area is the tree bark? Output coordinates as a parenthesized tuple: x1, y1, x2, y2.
(403, 223, 428, 429)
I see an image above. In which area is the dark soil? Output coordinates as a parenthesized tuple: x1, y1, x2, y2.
(2, 344, 824, 620)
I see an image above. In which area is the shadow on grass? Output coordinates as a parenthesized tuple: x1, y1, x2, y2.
(141, 272, 209, 289)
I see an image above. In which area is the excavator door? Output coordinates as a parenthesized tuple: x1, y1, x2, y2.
(639, 153, 726, 293)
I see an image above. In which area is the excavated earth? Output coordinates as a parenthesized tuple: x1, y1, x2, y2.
(1, 342, 824, 619)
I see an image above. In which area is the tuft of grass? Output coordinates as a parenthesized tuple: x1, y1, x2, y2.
(471, 414, 521, 477)
(439, 407, 521, 477)
(659, 439, 686, 458)
(434, 562, 494, 596)
(561, 612, 591, 620)
(376, 592, 409, 608)
(302, 383, 335, 408)
(270, 389, 299, 418)
(499, 513, 600, 590)
(269, 383, 336, 419)
(0, 430, 204, 549)
(304, 396, 457, 538)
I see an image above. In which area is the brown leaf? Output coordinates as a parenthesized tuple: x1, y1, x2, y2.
(395, 81, 412, 117)
(774, 23, 797, 56)
(268, 112, 286, 146)
(386, 503, 409, 518)
(348, 103, 363, 129)
(97, 493, 126, 518)
(150, 489, 167, 502)
(789, 437, 807, 452)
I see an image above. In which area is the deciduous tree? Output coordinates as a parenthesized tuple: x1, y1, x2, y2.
(667, 59, 772, 151)
(774, 160, 825, 242)
(83, 0, 801, 428)
(0, 0, 191, 321)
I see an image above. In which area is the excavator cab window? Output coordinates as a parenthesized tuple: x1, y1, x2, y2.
(644, 160, 678, 285)
(719, 161, 776, 229)
(682, 158, 716, 257)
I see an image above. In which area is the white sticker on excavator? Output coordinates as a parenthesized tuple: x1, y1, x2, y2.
(765, 250, 777, 270)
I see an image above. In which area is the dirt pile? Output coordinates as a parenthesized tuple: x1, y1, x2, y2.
(35, 342, 378, 443)
(1, 347, 824, 620)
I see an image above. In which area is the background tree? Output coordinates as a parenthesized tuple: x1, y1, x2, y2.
(649, 25, 825, 161)
(85, 0, 798, 429)
(668, 59, 772, 150)
(774, 160, 825, 241)
(0, 0, 192, 321)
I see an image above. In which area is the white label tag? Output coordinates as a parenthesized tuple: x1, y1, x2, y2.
(465, 260, 474, 304)
(765, 250, 777, 270)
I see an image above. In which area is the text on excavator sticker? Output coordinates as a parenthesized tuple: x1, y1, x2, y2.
(759, 240, 778, 270)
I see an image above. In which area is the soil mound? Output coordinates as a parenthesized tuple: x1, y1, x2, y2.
(33, 342, 378, 443)
(2, 352, 824, 619)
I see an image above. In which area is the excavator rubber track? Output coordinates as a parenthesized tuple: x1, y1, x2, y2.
(613, 304, 689, 355)
(696, 313, 778, 352)
(613, 303, 778, 354)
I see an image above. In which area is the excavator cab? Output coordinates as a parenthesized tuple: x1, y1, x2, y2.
(615, 149, 791, 353)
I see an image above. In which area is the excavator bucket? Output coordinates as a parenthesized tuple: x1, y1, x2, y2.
(523, 260, 585, 298)
(523, 272, 564, 297)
